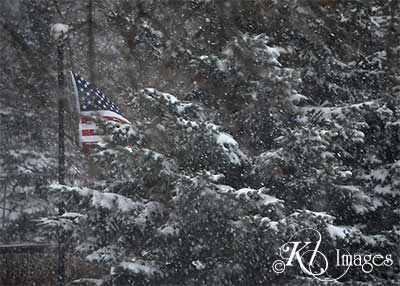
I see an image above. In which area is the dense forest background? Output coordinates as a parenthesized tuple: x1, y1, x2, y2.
(1, 0, 400, 285)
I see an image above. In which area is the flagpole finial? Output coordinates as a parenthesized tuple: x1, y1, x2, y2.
(50, 23, 69, 44)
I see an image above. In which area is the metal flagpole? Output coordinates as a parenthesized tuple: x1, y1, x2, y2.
(57, 43, 66, 186)
(50, 23, 69, 286)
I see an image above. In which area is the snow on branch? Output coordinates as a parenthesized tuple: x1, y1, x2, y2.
(49, 184, 142, 213)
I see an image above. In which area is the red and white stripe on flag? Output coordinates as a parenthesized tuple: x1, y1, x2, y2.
(78, 111, 130, 146)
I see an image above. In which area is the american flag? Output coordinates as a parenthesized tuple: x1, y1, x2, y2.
(71, 71, 130, 147)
